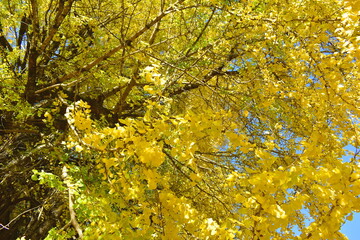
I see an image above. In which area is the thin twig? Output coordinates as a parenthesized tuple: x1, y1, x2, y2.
(62, 166, 83, 239)
(0, 205, 41, 230)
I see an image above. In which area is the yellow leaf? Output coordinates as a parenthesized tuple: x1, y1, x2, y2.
(189, 172, 201, 182)
(143, 169, 158, 190)
(102, 158, 116, 169)
(139, 146, 165, 167)
(75, 145, 83, 152)
(346, 213, 353, 221)
(143, 85, 157, 94)
(243, 110, 249, 117)
(268, 205, 287, 219)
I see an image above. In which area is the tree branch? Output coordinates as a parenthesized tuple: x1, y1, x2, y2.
(114, 78, 137, 113)
(0, 27, 13, 51)
(62, 166, 83, 239)
(25, 0, 40, 103)
(56, 0, 187, 84)
(184, 8, 216, 57)
(40, 0, 75, 52)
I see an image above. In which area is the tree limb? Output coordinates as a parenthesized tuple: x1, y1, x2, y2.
(40, 0, 75, 52)
(57, 0, 187, 84)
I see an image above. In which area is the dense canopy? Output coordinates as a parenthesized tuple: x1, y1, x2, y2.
(1, 0, 360, 239)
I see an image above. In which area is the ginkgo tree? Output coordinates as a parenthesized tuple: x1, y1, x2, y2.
(1, 0, 360, 239)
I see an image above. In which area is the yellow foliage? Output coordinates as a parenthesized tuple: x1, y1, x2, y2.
(3, 0, 360, 239)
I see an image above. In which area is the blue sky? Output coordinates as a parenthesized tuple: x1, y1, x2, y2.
(341, 213, 360, 239)
(340, 145, 359, 239)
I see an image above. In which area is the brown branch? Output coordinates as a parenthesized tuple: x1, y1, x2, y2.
(148, 21, 161, 45)
(167, 83, 201, 96)
(165, 64, 224, 96)
(57, 0, 187, 84)
(57, 42, 126, 83)
(40, 0, 75, 52)
(102, 84, 128, 99)
(34, 41, 165, 95)
(114, 78, 136, 113)
(0, 205, 41, 230)
(62, 167, 83, 239)
(185, 8, 216, 57)
(34, 79, 82, 94)
(0, 27, 13, 51)
(68, 189, 83, 239)
(0, 129, 39, 134)
(17, 15, 31, 48)
(25, 0, 40, 103)
(163, 149, 233, 214)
